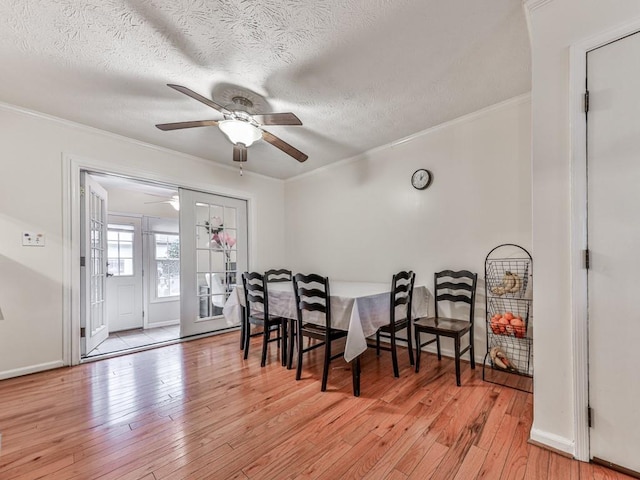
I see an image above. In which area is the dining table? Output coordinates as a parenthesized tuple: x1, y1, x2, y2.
(222, 280, 431, 396)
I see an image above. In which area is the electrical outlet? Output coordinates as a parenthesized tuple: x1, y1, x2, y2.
(22, 232, 46, 247)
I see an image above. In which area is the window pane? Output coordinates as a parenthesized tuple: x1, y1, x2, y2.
(196, 225, 210, 249)
(169, 274, 180, 296)
(107, 260, 118, 275)
(120, 241, 133, 259)
(107, 226, 136, 277)
(166, 236, 179, 259)
(108, 241, 119, 258)
(197, 250, 210, 273)
(157, 259, 180, 298)
(156, 243, 168, 259)
(224, 207, 237, 228)
(121, 259, 133, 276)
(196, 203, 209, 226)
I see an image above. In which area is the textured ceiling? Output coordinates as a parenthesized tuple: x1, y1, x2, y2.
(0, 0, 531, 179)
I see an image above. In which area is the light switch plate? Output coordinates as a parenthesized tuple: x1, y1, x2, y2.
(23, 232, 45, 246)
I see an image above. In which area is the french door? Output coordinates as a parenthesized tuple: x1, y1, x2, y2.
(80, 173, 109, 355)
(179, 188, 248, 337)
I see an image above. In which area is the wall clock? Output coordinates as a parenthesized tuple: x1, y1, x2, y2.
(411, 169, 432, 190)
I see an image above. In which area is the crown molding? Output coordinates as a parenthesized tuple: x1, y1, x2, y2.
(524, 0, 554, 12)
(0, 100, 282, 184)
(286, 92, 531, 183)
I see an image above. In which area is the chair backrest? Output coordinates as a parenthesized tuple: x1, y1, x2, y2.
(390, 270, 415, 324)
(242, 272, 269, 318)
(293, 273, 332, 329)
(434, 270, 477, 323)
(265, 269, 292, 282)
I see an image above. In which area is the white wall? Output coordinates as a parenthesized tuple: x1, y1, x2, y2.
(527, 0, 640, 456)
(0, 103, 285, 379)
(285, 95, 532, 360)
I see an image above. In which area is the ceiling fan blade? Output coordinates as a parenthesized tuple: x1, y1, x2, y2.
(233, 144, 248, 163)
(262, 130, 308, 163)
(155, 120, 219, 131)
(167, 84, 230, 115)
(252, 112, 302, 126)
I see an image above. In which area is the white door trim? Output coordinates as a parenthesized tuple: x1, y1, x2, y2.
(62, 153, 258, 366)
(569, 16, 640, 462)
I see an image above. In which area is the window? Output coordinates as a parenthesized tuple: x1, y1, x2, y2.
(155, 233, 180, 298)
(107, 224, 134, 276)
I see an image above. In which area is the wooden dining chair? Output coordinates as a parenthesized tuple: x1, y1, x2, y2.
(373, 270, 416, 377)
(242, 272, 286, 367)
(265, 269, 292, 282)
(240, 269, 292, 352)
(292, 273, 348, 391)
(413, 270, 477, 386)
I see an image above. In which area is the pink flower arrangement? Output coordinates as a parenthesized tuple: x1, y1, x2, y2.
(212, 230, 236, 249)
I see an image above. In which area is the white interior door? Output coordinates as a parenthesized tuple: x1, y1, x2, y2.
(179, 188, 248, 337)
(587, 31, 640, 474)
(80, 173, 109, 355)
(106, 215, 143, 332)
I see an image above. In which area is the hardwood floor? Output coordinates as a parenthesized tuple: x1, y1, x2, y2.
(0, 332, 633, 479)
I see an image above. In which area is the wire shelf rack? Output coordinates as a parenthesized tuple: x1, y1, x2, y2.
(483, 243, 533, 393)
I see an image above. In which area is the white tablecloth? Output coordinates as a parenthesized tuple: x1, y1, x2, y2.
(222, 281, 431, 362)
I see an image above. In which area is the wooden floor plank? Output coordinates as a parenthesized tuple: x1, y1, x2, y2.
(476, 413, 519, 480)
(453, 445, 488, 480)
(0, 332, 631, 480)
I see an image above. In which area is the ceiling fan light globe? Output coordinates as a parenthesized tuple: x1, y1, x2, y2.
(218, 119, 262, 147)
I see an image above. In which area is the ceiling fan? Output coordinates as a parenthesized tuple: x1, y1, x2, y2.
(144, 194, 180, 210)
(156, 84, 308, 164)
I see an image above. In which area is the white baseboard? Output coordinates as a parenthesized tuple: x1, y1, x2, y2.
(0, 361, 65, 380)
(530, 426, 575, 457)
(145, 319, 180, 328)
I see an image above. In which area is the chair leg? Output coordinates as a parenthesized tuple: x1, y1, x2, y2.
(414, 327, 421, 373)
(281, 321, 287, 367)
(352, 357, 361, 397)
(243, 323, 251, 359)
(321, 338, 331, 392)
(390, 331, 399, 378)
(376, 331, 380, 356)
(436, 335, 442, 360)
(454, 336, 461, 386)
(469, 331, 476, 369)
(240, 306, 246, 350)
(261, 324, 270, 367)
(287, 319, 296, 369)
(407, 324, 415, 366)
(296, 329, 304, 381)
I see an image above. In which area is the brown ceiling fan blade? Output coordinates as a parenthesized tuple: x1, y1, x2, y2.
(167, 84, 230, 115)
(155, 120, 219, 131)
(233, 144, 248, 163)
(252, 112, 302, 126)
(262, 130, 308, 162)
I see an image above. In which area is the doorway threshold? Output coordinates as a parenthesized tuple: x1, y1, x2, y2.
(81, 326, 240, 363)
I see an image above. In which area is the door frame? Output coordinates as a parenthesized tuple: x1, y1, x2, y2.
(568, 17, 640, 462)
(62, 153, 257, 366)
